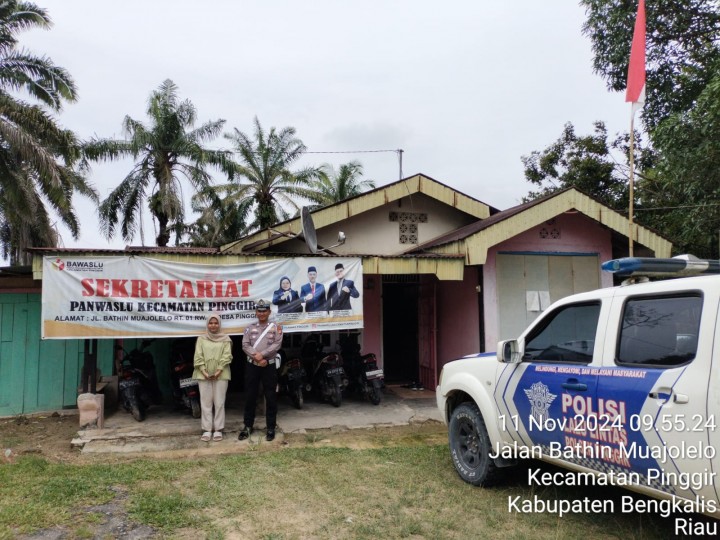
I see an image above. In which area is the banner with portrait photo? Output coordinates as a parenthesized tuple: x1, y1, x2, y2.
(41, 256, 363, 339)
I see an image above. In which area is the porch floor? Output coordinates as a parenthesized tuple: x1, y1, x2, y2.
(73, 385, 441, 456)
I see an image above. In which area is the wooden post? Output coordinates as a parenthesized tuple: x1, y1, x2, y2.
(82, 339, 98, 394)
(628, 115, 636, 257)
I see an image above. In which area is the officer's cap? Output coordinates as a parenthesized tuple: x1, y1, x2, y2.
(255, 299, 271, 311)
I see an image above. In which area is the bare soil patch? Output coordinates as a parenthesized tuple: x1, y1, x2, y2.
(1, 411, 447, 465)
(1, 412, 80, 464)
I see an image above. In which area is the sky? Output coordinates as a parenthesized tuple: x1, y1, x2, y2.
(23, 0, 633, 251)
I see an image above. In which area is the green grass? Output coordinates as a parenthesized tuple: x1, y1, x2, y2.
(0, 444, 700, 539)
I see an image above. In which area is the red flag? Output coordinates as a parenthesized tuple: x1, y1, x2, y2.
(625, 0, 646, 112)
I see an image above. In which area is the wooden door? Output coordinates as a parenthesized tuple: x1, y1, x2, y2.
(496, 254, 600, 341)
(418, 279, 436, 389)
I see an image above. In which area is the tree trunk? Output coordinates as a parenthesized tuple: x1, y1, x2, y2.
(156, 213, 170, 247)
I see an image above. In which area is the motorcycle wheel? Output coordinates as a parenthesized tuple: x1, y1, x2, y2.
(368, 384, 382, 405)
(330, 385, 342, 407)
(140, 390, 153, 409)
(191, 398, 201, 419)
(131, 401, 146, 422)
(291, 387, 304, 409)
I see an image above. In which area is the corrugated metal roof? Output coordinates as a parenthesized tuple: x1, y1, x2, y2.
(27, 246, 222, 255)
(408, 188, 672, 264)
(29, 247, 465, 281)
(409, 188, 573, 250)
(124, 246, 221, 254)
(28, 245, 461, 260)
(27, 185, 667, 281)
(223, 173, 498, 254)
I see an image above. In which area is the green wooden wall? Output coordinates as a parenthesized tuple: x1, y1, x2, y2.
(0, 293, 115, 417)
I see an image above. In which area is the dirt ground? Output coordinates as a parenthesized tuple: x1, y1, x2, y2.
(0, 411, 447, 465)
(1, 412, 82, 464)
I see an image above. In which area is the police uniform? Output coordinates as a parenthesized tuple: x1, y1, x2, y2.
(240, 300, 282, 438)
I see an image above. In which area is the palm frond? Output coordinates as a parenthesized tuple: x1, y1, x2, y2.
(88, 79, 227, 246)
(225, 117, 324, 229)
(0, 51, 76, 108)
(304, 161, 374, 209)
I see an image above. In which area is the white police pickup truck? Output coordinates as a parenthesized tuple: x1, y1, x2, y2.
(436, 256, 720, 523)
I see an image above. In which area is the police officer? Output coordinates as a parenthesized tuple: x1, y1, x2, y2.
(239, 299, 282, 441)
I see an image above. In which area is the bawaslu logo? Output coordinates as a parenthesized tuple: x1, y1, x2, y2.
(51, 258, 65, 271)
(63, 260, 105, 272)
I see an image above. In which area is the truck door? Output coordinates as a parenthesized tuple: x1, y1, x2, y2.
(598, 290, 717, 504)
(710, 296, 720, 505)
(495, 300, 604, 455)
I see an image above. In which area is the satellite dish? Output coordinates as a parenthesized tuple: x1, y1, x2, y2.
(300, 207, 318, 254)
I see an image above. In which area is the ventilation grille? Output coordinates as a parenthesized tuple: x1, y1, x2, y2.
(389, 212, 427, 244)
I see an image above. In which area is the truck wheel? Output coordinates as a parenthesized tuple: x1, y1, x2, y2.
(448, 403, 498, 486)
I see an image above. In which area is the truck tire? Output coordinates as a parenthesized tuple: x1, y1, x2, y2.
(448, 402, 498, 486)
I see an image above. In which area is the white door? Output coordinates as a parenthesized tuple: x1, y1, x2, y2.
(496, 254, 600, 341)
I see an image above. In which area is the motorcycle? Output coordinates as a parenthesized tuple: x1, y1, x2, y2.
(170, 340, 201, 418)
(341, 340, 384, 405)
(277, 350, 307, 409)
(301, 336, 347, 407)
(117, 340, 162, 422)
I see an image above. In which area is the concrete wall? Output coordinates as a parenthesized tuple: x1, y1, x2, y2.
(482, 213, 614, 351)
(436, 267, 480, 370)
(266, 193, 478, 256)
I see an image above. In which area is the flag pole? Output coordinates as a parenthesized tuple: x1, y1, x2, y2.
(625, 0, 645, 257)
(629, 115, 635, 257)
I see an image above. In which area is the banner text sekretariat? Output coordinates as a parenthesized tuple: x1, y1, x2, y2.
(42, 256, 364, 339)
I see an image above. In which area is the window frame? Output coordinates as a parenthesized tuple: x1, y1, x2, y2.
(614, 291, 703, 369)
(522, 301, 601, 365)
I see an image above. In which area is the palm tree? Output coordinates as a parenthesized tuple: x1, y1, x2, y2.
(224, 117, 322, 230)
(305, 161, 375, 210)
(85, 79, 231, 247)
(0, 1, 96, 264)
(185, 184, 254, 247)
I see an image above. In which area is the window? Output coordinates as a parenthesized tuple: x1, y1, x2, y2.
(617, 294, 702, 367)
(524, 302, 600, 363)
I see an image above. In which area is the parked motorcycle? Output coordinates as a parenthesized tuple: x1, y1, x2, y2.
(170, 340, 201, 418)
(117, 340, 162, 422)
(277, 350, 307, 409)
(341, 339, 384, 405)
(302, 336, 347, 407)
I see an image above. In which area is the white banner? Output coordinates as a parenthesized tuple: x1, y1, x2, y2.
(42, 256, 363, 339)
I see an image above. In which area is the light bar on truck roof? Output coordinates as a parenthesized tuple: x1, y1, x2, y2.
(601, 255, 720, 277)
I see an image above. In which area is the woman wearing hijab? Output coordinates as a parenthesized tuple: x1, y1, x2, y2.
(272, 276, 303, 314)
(193, 313, 233, 442)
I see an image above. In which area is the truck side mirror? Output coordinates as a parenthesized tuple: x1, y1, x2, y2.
(497, 340, 521, 364)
